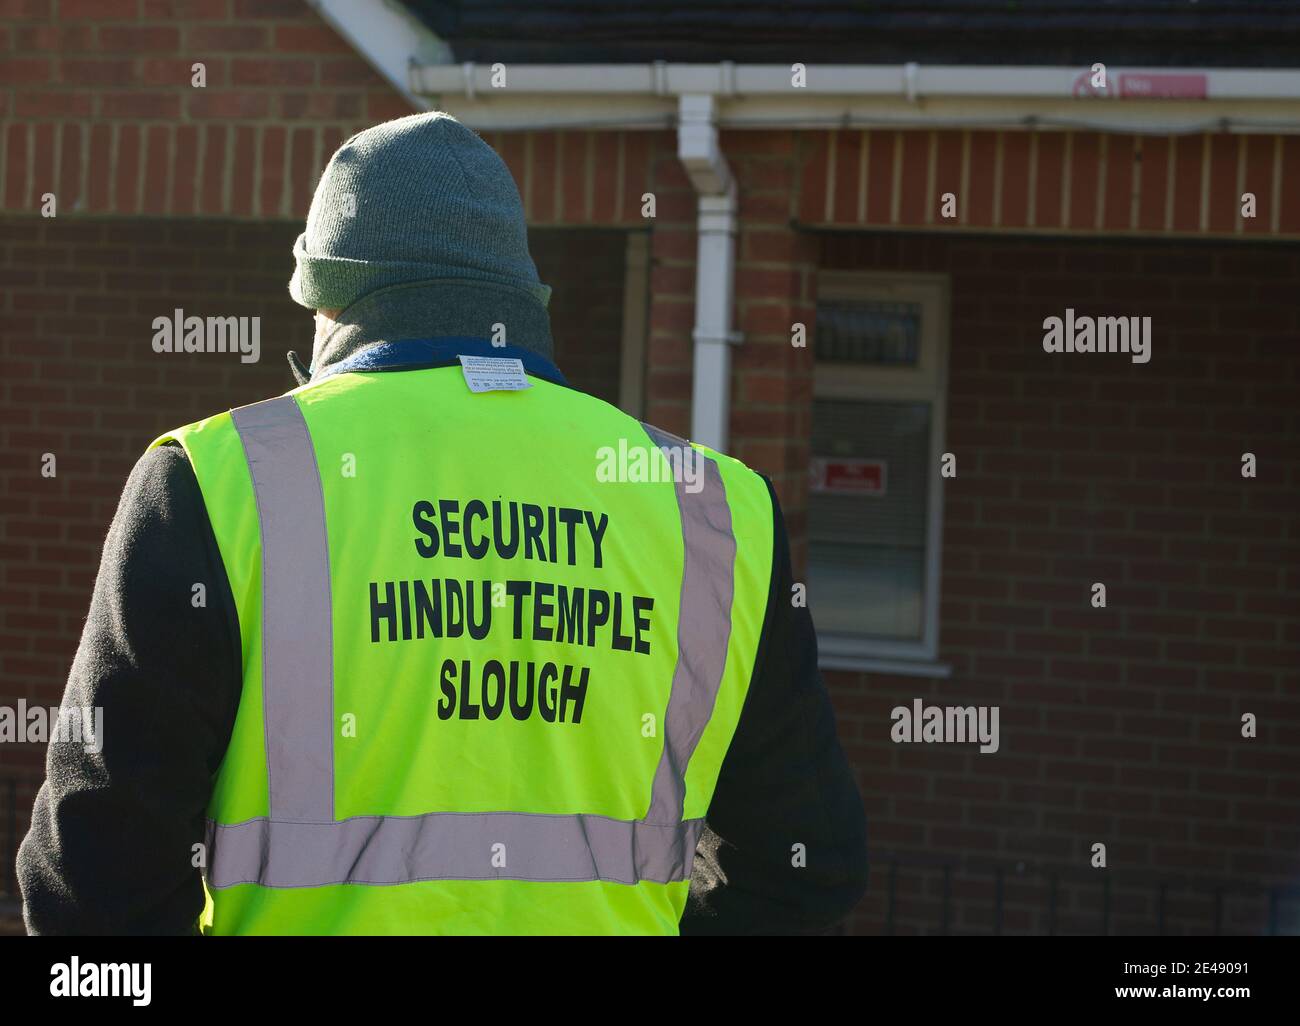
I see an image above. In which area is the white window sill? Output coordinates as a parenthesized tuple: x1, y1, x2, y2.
(817, 653, 953, 677)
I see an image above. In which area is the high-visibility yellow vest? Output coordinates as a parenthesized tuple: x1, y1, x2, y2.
(151, 347, 774, 935)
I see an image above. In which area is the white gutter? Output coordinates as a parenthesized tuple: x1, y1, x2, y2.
(409, 62, 1300, 135)
(413, 62, 1300, 99)
(677, 94, 740, 452)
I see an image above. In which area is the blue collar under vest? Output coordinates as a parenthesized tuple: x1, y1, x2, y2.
(310, 338, 569, 388)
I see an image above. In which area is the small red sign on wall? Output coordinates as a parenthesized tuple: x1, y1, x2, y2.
(1119, 73, 1208, 99)
(810, 458, 887, 496)
(1071, 70, 1208, 100)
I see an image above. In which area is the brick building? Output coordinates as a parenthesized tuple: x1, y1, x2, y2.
(1, 0, 1298, 934)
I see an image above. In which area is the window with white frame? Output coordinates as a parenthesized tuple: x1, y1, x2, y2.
(808, 271, 949, 669)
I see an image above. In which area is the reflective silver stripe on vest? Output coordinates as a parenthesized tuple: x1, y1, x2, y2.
(640, 424, 736, 825)
(230, 396, 335, 823)
(206, 813, 706, 888)
(209, 406, 734, 889)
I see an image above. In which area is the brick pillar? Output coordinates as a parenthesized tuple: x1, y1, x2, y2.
(642, 141, 696, 437)
(727, 131, 817, 575)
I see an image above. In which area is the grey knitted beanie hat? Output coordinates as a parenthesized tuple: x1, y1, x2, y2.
(289, 111, 551, 316)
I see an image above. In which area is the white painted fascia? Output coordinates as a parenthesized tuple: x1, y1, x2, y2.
(304, 0, 452, 111)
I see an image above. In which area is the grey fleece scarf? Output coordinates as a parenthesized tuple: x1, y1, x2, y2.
(288, 277, 555, 385)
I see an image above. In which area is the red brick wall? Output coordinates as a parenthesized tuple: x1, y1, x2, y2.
(797, 128, 1300, 239)
(1, 0, 413, 220)
(0, 0, 672, 229)
(0, 217, 306, 926)
(623, 121, 1300, 933)
(637, 186, 1300, 932)
(820, 232, 1300, 934)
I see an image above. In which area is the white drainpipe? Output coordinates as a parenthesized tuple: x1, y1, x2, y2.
(676, 94, 741, 452)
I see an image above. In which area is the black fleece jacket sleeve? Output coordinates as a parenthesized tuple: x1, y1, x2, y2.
(18, 448, 867, 935)
(17, 445, 241, 935)
(678, 480, 868, 935)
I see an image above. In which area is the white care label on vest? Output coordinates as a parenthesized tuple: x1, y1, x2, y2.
(458, 355, 532, 393)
